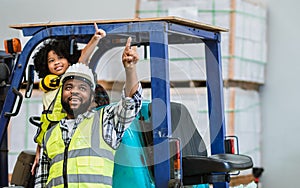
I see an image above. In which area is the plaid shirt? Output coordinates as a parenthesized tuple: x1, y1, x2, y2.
(34, 84, 142, 188)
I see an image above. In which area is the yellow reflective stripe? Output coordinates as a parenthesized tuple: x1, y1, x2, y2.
(51, 147, 114, 165)
(91, 110, 100, 148)
(48, 174, 112, 188)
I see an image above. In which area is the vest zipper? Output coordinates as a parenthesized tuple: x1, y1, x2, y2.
(63, 142, 70, 188)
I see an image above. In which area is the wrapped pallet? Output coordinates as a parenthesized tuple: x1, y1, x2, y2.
(136, 0, 267, 84)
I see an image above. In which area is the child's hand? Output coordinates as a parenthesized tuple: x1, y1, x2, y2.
(122, 37, 139, 68)
(78, 23, 105, 64)
(94, 23, 106, 40)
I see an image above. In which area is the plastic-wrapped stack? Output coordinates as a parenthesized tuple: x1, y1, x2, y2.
(137, 0, 267, 83)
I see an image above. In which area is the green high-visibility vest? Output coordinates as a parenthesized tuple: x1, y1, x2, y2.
(44, 109, 115, 188)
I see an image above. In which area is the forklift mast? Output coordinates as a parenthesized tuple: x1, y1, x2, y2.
(0, 17, 229, 187)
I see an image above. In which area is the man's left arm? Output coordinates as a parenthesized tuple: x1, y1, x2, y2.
(122, 37, 139, 97)
(117, 36, 142, 130)
(102, 38, 142, 149)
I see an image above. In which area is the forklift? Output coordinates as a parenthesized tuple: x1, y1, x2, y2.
(0, 17, 253, 188)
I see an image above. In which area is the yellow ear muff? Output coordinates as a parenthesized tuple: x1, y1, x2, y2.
(39, 74, 61, 92)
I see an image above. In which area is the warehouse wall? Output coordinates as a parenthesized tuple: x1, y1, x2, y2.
(261, 0, 300, 187)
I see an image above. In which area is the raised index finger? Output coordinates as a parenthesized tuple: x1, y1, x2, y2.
(94, 23, 98, 31)
(125, 37, 132, 50)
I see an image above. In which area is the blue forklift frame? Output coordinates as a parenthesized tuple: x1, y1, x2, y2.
(0, 17, 228, 187)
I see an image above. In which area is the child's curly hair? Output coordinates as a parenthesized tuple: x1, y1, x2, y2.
(33, 38, 81, 79)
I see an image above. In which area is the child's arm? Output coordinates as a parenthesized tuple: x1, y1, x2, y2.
(78, 23, 106, 64)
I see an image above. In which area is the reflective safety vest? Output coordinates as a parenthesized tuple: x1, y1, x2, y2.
(34, 87, 66, 146)
(44, 109, 115, 188)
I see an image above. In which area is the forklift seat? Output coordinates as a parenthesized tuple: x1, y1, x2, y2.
(146, 101, 253, 185)
(152, 102, 208, 157)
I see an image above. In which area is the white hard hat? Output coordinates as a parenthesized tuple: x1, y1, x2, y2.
(61, 63, 96, 90)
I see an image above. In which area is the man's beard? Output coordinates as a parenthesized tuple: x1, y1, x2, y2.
(62, 97, 92, 118)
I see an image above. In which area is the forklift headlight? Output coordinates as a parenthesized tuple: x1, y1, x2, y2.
(4, 38, 21, 54)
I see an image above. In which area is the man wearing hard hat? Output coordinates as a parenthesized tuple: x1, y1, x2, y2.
(35, 37, 142, 188)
